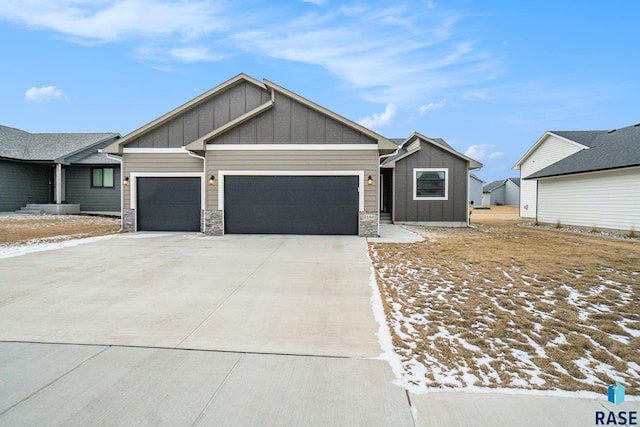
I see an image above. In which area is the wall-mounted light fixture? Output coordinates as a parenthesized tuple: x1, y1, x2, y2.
(123, 177, 129, 185)
(367, 175, 373, 185)
(209, 175, 216, 185)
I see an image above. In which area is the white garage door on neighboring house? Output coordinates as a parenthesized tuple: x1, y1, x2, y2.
(224, 175, 359, 235)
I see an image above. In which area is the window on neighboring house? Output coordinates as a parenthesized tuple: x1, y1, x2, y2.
(92, 167, 114, 188)
(413, 168, 448, 200)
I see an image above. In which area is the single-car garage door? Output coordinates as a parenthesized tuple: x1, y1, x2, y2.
(224, 175, 359, 235)
(137, 177, 201, 232)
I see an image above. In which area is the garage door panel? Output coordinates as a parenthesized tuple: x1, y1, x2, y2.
(137, 177, 201, 232)
(225, 176, 358, 235)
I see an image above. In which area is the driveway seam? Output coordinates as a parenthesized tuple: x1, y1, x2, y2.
(175, 238, 287, 349)
(191, 353, 244, 427)
(0, 344, 110, 416)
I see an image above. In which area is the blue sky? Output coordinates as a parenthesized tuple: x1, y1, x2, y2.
(1, 0, 638, 183)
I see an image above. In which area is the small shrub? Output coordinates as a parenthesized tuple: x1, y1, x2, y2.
(627, 226, 637, 238)
(590, 225, 599, 233)
(554, 219, 562, 229)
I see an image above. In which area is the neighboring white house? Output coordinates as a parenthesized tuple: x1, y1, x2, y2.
(513, 122, 640, 231)
(469, 173, 484, 206)
(482, 178, 520, 206)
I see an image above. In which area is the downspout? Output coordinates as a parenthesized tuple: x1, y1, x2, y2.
(182, 147, 206, 233)
(104, 153, 124, 223)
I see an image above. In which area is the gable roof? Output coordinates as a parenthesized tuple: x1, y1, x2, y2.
(526, 123, 640, 179)
(104, 73, 398, 154)
(512, 130, 602, 170)
(0, 125, 120, 164)
(382, 131, 483, 169)
(483, 177, 520, 193)
(469, 173, 484, 183)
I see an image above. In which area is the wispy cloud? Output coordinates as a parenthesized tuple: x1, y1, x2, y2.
(25, 86, 66, 101)
(0, 0, 225, 44)
(419, 98, 448, 114)
(464, 144, 503, 161)
(2, 1, 502, 107)
(359, 104, 397, 129)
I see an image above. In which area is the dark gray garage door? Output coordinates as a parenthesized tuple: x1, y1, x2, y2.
(137, 177, 201, 232)
(225, 176, 359, 235)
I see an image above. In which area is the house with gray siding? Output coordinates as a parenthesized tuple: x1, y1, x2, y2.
(515, 122, 640, 231)
(482, 178, 520, 206)
(0, 125, 121, 214)
(104, 74, 482, 235)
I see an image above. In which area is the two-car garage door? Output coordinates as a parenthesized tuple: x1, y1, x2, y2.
(224, 176, 359, 235)
(136, 175, 359, 235)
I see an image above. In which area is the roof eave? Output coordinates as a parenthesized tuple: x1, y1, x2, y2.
(108, 73, 267, 153)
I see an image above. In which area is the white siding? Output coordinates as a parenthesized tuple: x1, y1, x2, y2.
(469, 176, 483, 206)
(519, 135, 585, 217)
(538, 167, 640, 231)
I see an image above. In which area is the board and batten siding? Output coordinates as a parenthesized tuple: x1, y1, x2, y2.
(122, 153, 204, 209)
(537, 167, 640, 231)
(0, 159, 50, 211)
(206, 149, 378, 212)
(394, 142, 468, 224)
(520, 134, 586, 218)
(65, 165, 121, 212)
(125, 81, 270, 149)
(210, 91, 377, 146)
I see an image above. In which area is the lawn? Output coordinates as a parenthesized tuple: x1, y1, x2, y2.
(369, 208, 639, 395)
(0, 214, 120, 245)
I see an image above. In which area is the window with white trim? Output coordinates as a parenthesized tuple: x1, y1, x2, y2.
(92, 167, 114, 188)
(413, 168, 448, 200)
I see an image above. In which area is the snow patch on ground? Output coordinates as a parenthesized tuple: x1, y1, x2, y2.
(0, 234, 117, 259)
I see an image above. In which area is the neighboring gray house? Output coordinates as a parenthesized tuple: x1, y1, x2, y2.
(482, 178, 520, 206)
(469, 173, 484, 206)
(0, 125, 121, 213)
(381, 132, 482, 227)
(103, 74, 482, 235)
(516, 122, 640, 231)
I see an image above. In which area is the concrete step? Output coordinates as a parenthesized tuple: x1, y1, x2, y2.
(380, 213, 392, 224)
(15, 207, 44, 215)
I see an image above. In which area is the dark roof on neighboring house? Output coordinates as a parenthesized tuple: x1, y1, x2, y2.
(527, 123, 640, 179)
(0, 125, 120, 164)
(483, 178, 520, 193)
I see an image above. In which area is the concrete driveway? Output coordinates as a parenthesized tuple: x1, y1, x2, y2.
(0, 233, 380, 357)
(0, 233, 414, 426)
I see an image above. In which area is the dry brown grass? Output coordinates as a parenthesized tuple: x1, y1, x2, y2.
(370, 208, 639, 394)
(0, 215, 121, 245)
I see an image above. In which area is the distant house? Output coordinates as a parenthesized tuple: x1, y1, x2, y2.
(482, 178, 520, 206)
(513, 122, 640, 231)
(469, 173, 484, 206)
(0, 125, 121, 214)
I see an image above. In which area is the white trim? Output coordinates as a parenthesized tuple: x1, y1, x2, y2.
(413, 168, 449, 201)
(217, 170, 365, 211)
(206, 144, 378, 151)
(513, 131, 589, 170)
(123, 148, 188, 154)
(129, 173, 206, 231)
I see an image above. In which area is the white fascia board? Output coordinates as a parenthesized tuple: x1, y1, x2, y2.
(513, 131, 589, 170)
(206, 144, 378, 151)
(129, 172, 205, 212)
(217, 170, 365, 211)
(123, 148, 189, 154)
